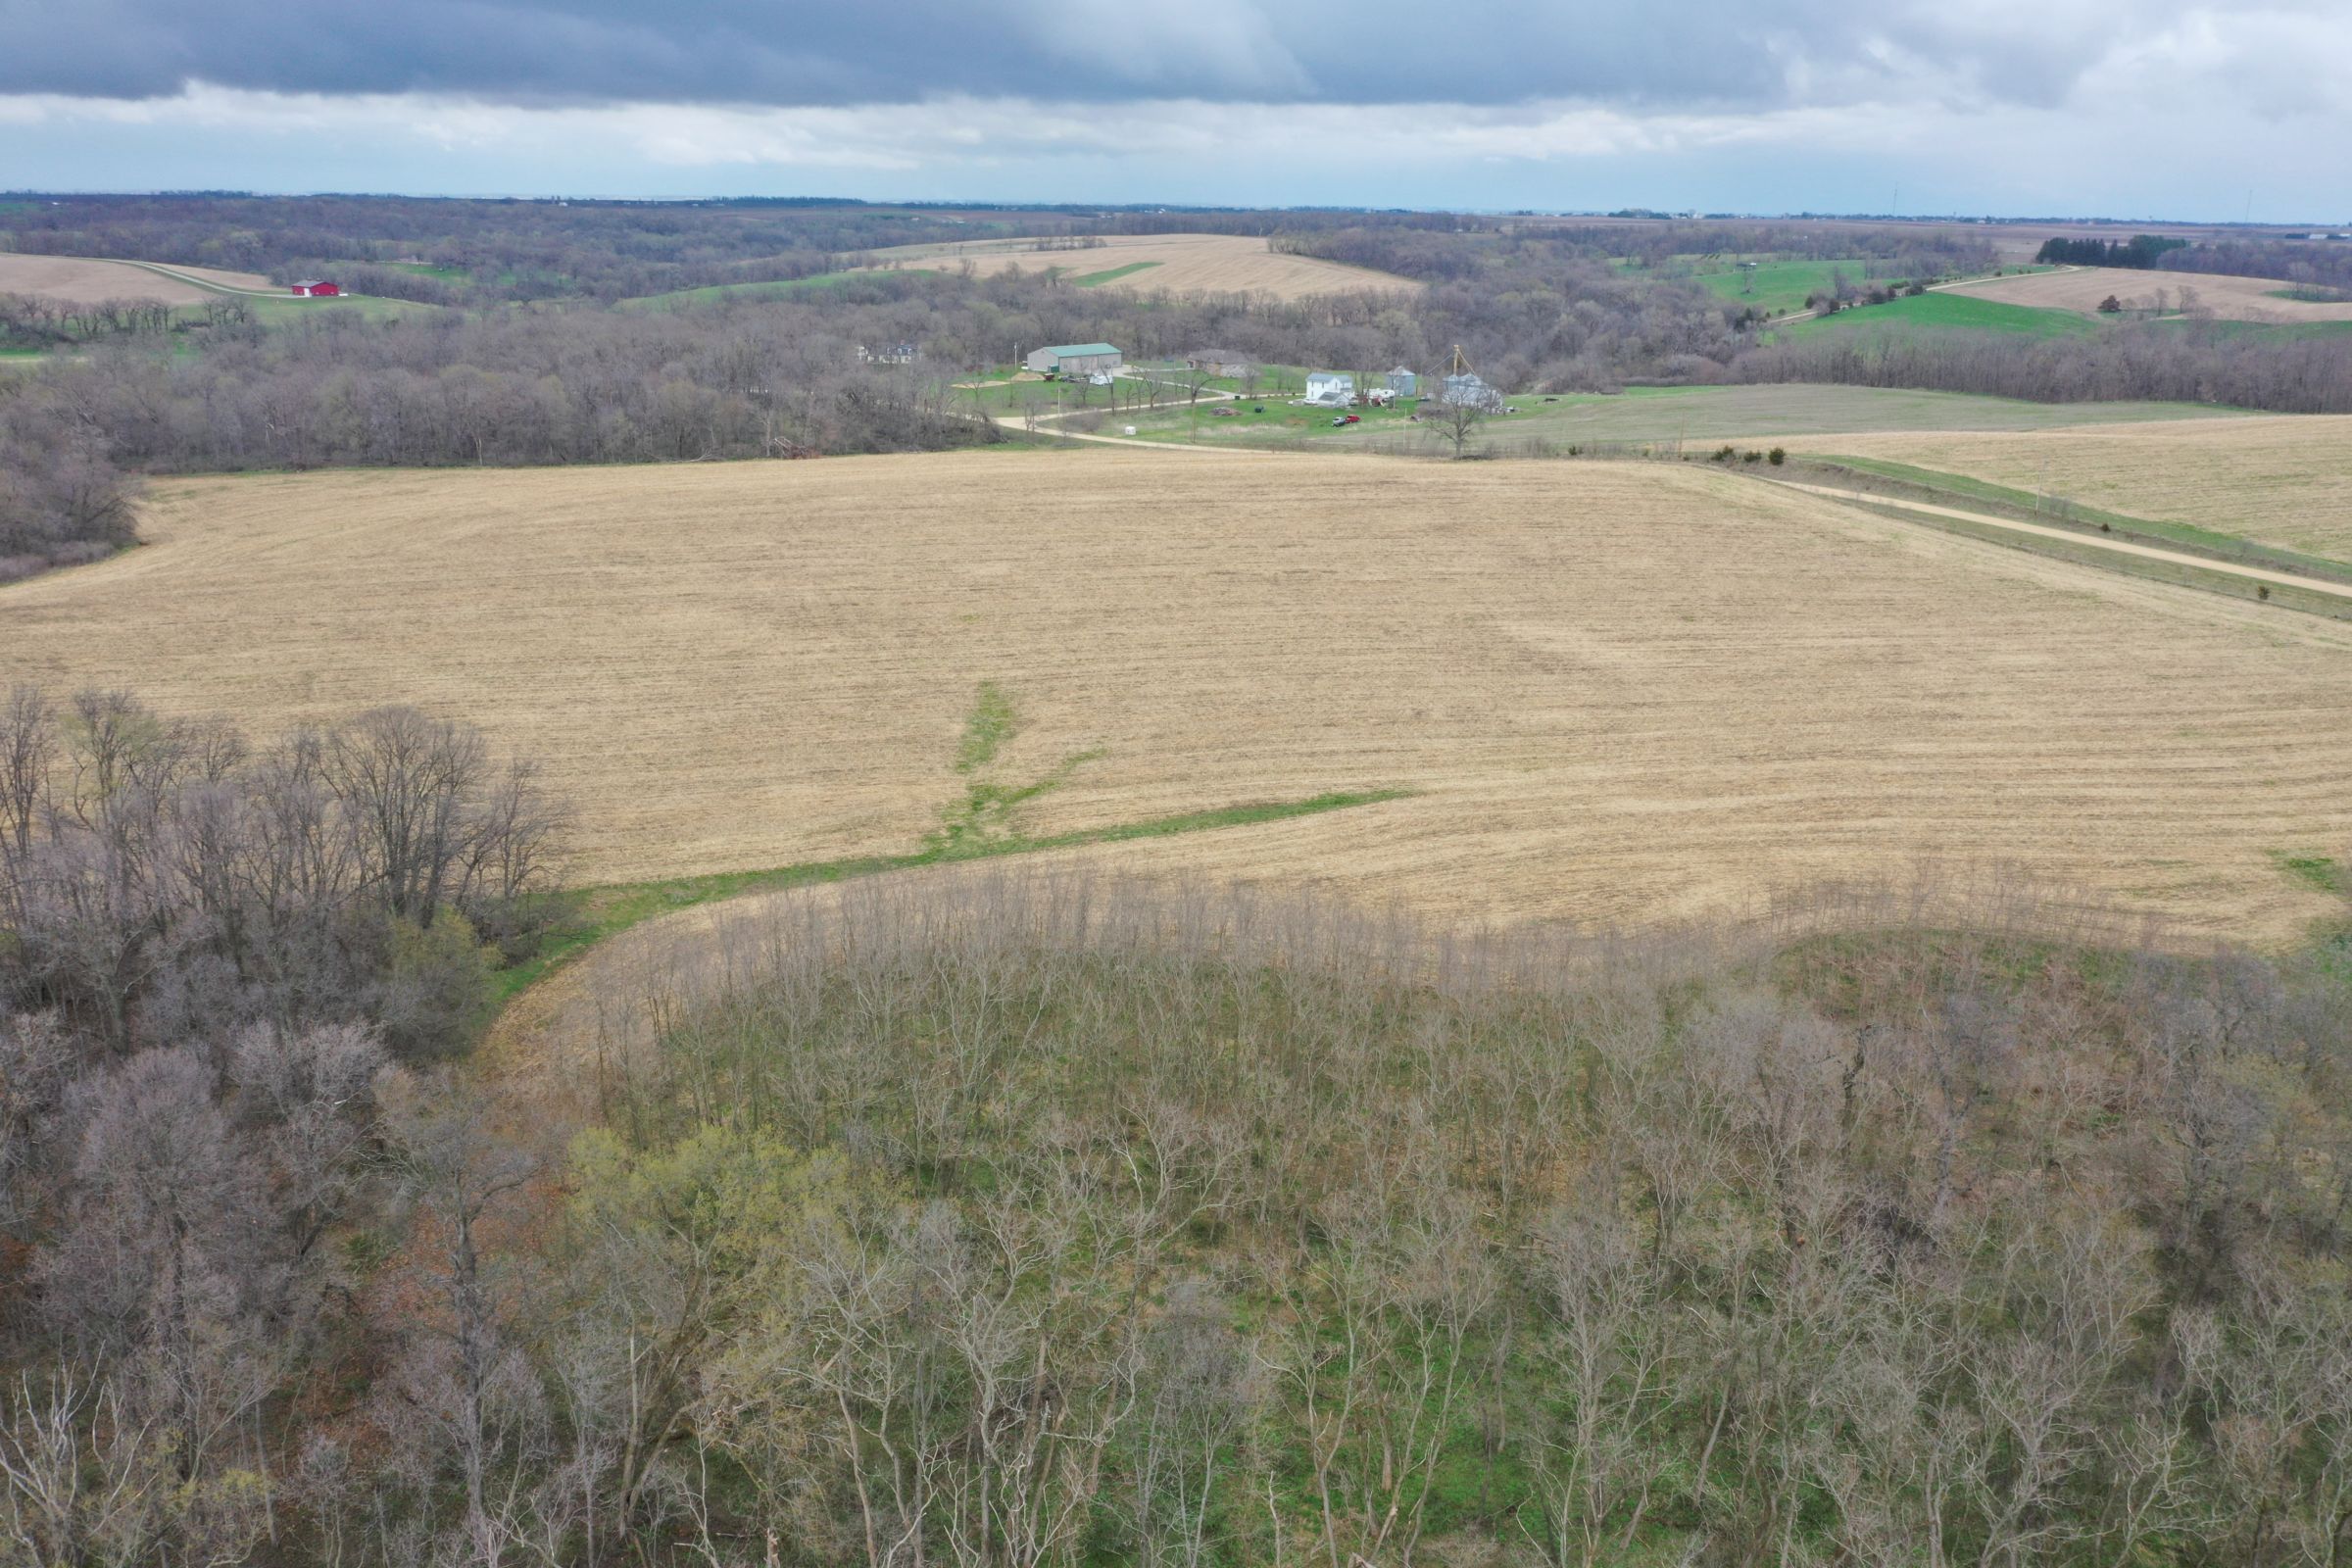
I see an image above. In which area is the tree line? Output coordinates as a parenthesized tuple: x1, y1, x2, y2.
(2032, 231, 2352, 298)
(2159, 238, 2352, 299)
(0, 194, 1008, 305)
(1739, 319, 2352, 412)
(2035, 234, 2191, 269)
(0, 687, 574, 1562)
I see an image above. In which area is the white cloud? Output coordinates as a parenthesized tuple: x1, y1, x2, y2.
(0, 85, 2037, 172)
(0, 70, 2343, 217)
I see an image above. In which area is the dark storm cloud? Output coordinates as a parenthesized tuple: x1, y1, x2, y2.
(0, 0, 2162, 110)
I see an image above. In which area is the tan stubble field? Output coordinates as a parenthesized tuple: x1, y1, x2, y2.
(1789, 416, 2352, 563)
(4, 449, 2349, 945)
(1949, 266, 2352, 322)
(0, 254, 271, 306)
(862, 232, 1416, 301)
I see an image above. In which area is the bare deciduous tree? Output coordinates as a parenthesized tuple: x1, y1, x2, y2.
(1425, 396, 1488, 459)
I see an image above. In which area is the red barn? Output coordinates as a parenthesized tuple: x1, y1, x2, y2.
(289, 279, 341, 297)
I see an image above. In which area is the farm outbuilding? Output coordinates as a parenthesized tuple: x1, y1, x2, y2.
(1438, 371, 1504, 412)
(1026, 342, 1124, 378)
(288, 279, 341, 297)
(1304, 372, 1356, 407)
(1381, 368, 1418, 397)
(858, 342, 920, 366)
(1185, 348, 1251, 376)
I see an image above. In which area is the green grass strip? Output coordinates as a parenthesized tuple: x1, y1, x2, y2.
(1070, 262, 1163, 287)
(1812, 455, 2352, 580)
(954, 680, 1016, 772)
(490, 787, 1412, 1004)
(1822, 494, 2352, 621)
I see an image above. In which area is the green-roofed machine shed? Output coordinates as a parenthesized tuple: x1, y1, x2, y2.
(1024, 342, 1125, 377)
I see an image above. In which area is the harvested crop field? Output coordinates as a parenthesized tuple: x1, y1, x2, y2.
(6, 450, 2349, 944)
(0, 253, 262, 306)
(862, 232, 1414, 300)
(1795, 416, 2352, 562)
(1413, 384, 2246, 456)
(1948, 266, 2352, 322)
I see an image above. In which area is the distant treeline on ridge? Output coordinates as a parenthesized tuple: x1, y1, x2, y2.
(2035, 233, 2191, 269)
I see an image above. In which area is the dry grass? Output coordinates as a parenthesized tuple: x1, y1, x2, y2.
(154, 261, 277, 291)
(0, 255, 212, 306)
(1792, 416, 2352, 561)
(5, 450, 2350, 945)
(862, 232, 1415, 301)
(0, 254, 270, 305)
(1947, 266, 2352, 322)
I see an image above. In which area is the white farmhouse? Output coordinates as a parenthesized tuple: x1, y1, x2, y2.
(1304, 372, 1356, 407)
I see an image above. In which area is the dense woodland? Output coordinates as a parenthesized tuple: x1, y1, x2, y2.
(1738, 326, 2352, 413)
(1282, 221, 1999, 289)
(0, 195, 1006, 304)
(6, 761, 2352, 1564)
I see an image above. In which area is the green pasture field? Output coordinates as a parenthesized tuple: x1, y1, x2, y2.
(1784, 291, 2099, 340)
(1113, 393, 1430, 446)
(1659, 257, 2051, 319)
(2150, 317, 2352, 343)
(175, 292, 441, 328)
(958, 365, 1315, 418)
(1690, 258, 1882, 317)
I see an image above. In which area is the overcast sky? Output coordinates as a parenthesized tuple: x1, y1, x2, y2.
(2, 1, 2346, 219)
